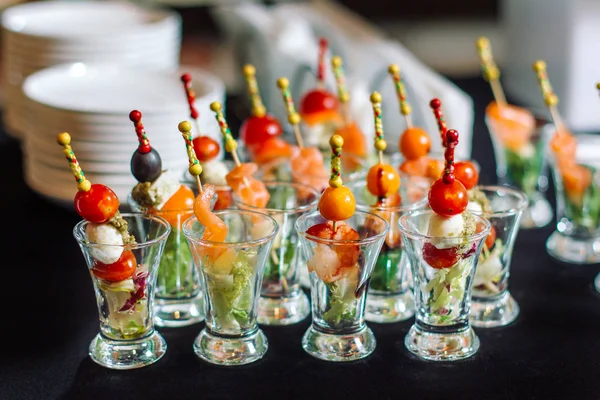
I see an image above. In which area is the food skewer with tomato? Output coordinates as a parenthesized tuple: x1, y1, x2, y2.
(58, 132, 152, 338)
(276, 76, 328, 192)
(299, 37, 344, 150)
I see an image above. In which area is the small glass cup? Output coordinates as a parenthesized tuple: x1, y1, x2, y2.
(468, 185, 528, 328)
(485, 115, 553, 229)
(233, 181, 320, 326)
(546, 155, 600, 264)
(295, 210, 389, 362)
(398, 210, 491, 361)
(348, 179, 428, 323)
(128, 191, 216, 328)
(183, 209, 279, 366)
(73, 213, 171, 370)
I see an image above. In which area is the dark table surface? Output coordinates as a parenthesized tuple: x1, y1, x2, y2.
(2, 76, 600, 400)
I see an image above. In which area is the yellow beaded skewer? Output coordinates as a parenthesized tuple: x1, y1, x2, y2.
(388, 64, 414, 129)
(57, 132, 91, 192)
(476, 37, 507, 107)
(369, 91, 386, 165)
(242, 64, 267, 118)
(532, 60, 566, 132)
(177, 121, 203, 193)
(331, 56, 351, 125)
(276, 77, 304, 149)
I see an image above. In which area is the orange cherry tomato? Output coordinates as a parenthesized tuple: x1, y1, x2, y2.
(318, 186, 356, 221)
(157, 184, 195, 227)
(425, 158, 445, 180)
(399, 127, 431, 160)
(92, 250, 137, 282)
(400, 157, 428, 177)
(334, 122, 367, 158)
(454, 160, 479, 190)
(423, 243, 460, 269)
(75, 183, 120, 223)
(366, 163, 401, 198)
(240, 114, 283, 151)
(192, 136, 220, 162)
(428, 178, 468, 217)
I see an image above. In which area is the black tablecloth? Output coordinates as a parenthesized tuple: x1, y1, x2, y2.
(2, 77, 600, 400)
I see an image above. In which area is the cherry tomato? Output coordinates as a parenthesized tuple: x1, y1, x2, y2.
(75, 183, 120, 223)
(399, 127, 431, 160)
(366, 163, 401, 198)
(239, 114, 283, 151)
(423, 242, 459, 269)
(334, 122, 367, 158)
(425, 158, 445, 180)
(92, 250, 137, 282)
(428, 179, 468, 216)
(157, 184, 195, 227)
(476, 221, 497, 250)
(319, 186, 356, 221)
(192, 136, 220, 162)
(300, 89, 339, 116)
(454, 161, 479, 190)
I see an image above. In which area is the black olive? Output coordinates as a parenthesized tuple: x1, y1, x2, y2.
(130, 148, 162, 182)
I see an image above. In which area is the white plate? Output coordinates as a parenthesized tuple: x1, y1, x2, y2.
(2, 1, 179, 42)
(22, 63, 225, 115)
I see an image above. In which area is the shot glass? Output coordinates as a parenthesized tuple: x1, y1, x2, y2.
(485, 115, 553, 229)
(128, 192, 216, 328)
(398, 210, 490, 362)
(233, 181, 320, 326)
(295, 210, 389, 362)
(546, 155, 600, 264)
(183, 209, 278, 366)
(73, 213, 171, 370)
(348, 179, 428, 323)
(468, 185, 528, 327)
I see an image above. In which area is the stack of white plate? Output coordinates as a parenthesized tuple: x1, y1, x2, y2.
(1, 0, 182, 139)
(21, 62, 226, 208)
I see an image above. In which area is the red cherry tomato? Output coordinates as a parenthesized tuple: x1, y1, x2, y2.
(454, 161, 479, 190)
(75, 184, 120, 223)
(423, 243, 459, 269)
(192, 136, 220, 162)
(91, 250, 137, 282)
(239, 114, 283, 151)
(428, 179, 468, 217)
(300, 89, 339, 116)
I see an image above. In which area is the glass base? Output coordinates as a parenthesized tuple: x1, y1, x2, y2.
(89, 331, 166, 370)
(520, 196, 553, 229)
(193, 328, 268, 366)
(154, 293, 205, 328)
(470, 291, 520, 328)
(546, 230, 600, 264)
(365, 291, 415, 323)
(302, 325, 376, 362)
(404, 324, 479, 362)
(257, 291, 310, 326)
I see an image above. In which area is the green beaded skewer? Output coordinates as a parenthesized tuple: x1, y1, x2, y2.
(57, 132, 91, 193)
(331, 56, 351, 125)
(476, 37, 507, 106)
(532, 60, 565, 132)
(210, 101, 244, 170)
(369, 91, 386, 165)
(276, 77, 304, 149)
(388, 64, 413, 129)
(242, 64, 266, 118)
(177, 120, 203, 193)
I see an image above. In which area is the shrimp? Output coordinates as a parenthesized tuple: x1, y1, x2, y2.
(290, 147, 328, 192)
(226, 163, 270, 208)
(193, 184, 228, 259)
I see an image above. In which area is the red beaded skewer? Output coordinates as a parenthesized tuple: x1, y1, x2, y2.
(316, 38, 328, 89)
(129, 110, 151, 154)
(181, 73, 202, 136)
(429, 98, 447, 147)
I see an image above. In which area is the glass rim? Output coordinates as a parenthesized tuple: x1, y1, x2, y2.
(398, 209, 491, 242)
(72, 212, 172, 249)
(471, 185, 529, 217)
(231, 180, 321, 214)
(182, 208, 279, 248)
(296, 209, 390, 246)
